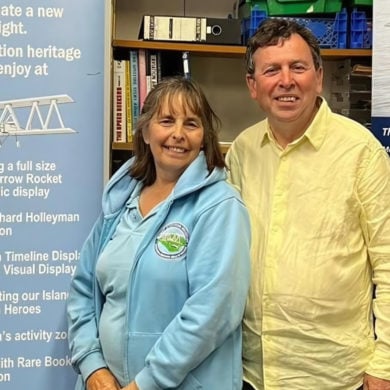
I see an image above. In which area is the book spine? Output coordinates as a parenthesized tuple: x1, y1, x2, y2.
(149, 51, 158, 89)
(145, 50, 152, 94)
(125, 59, 132, 143)
(182, 51, 191, 79)
(112, 59, 126, 143)
(138, 49, 148, 110)
(130, 50, 140, 133)
(157, 51, 162, 82)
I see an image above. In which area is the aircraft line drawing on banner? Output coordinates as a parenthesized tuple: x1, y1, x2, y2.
(0, 94, 76, 147)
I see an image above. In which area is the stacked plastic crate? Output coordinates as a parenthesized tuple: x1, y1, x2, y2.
(349, 4, 372, 49)
(332, 0, 372, 128)
(239, 0, 372, 49)
(239, 0, 347, 47)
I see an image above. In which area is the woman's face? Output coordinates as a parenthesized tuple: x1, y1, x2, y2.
(143, 94, 204, 182)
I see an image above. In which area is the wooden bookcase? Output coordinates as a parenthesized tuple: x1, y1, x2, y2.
(111, 41, 371, 147)
(110, 0, 372, 174)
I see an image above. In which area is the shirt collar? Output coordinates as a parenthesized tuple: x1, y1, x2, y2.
(259, 97, 329, 151)
(304, 97, 329, 150)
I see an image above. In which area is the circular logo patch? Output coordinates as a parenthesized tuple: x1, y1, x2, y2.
(155, 222, 189, 260)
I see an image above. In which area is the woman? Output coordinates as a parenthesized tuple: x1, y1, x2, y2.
(67, 76, 250, 390)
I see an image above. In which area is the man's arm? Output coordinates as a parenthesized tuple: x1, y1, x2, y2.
(364, 373, 390, 390)
(359, 148, 390, 382)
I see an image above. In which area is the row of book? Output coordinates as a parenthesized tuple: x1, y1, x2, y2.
(112, 49, 190, 143)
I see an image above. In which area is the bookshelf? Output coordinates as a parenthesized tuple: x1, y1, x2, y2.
(109, 0, 373, 174)
(111, 39, 372, 156)
(113, 39, 372, 59)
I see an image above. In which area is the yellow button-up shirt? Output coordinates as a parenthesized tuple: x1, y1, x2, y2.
(226, 99, 390, 389)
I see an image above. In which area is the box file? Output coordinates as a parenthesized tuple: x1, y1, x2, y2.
(139, 15, 241, 45)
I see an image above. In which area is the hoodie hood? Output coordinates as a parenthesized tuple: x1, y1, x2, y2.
(101, 152, 226, 216)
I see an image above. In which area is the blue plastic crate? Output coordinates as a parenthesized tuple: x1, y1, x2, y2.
(241, 9, 267, 44)
(241, 8, 348, 48)
(349, 8, 372, 48)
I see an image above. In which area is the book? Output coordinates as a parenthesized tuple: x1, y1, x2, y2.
(112, 59, 127, 143)
(129, 50, 140, 133)
(145, 50, 152, 95)
(182, 51, 191, 79)
(138, 49, 148, 110)
(149, 51, 159, 89)
(125, 59, 132, 142)
(351, 64, 372, 77)
(157, 51, 162, 82)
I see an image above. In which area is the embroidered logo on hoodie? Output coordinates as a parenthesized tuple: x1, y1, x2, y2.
(155, 222, 189, 260)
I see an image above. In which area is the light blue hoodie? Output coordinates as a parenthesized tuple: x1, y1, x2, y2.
(67, 152, 251, 390)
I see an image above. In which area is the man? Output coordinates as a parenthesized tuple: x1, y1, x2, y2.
(226, 18, 390, 390)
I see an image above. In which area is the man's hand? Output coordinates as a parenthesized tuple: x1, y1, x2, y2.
(86, 368, 121, 390)
(364, 373, 390, 390)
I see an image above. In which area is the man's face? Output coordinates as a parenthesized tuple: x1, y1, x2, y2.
(246, 33, 323, 132)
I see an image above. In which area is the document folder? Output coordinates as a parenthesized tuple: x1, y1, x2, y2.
(139, 15, 241, 45)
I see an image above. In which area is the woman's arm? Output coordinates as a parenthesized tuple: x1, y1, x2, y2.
(67, 214, 107, 381)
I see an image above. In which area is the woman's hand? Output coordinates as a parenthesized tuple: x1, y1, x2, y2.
(86, 368, 121, 390)
(122, 381, 139, 390)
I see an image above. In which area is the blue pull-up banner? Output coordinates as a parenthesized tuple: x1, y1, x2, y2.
(0, 1, 107, 388)
(372, 0, 390, 154)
